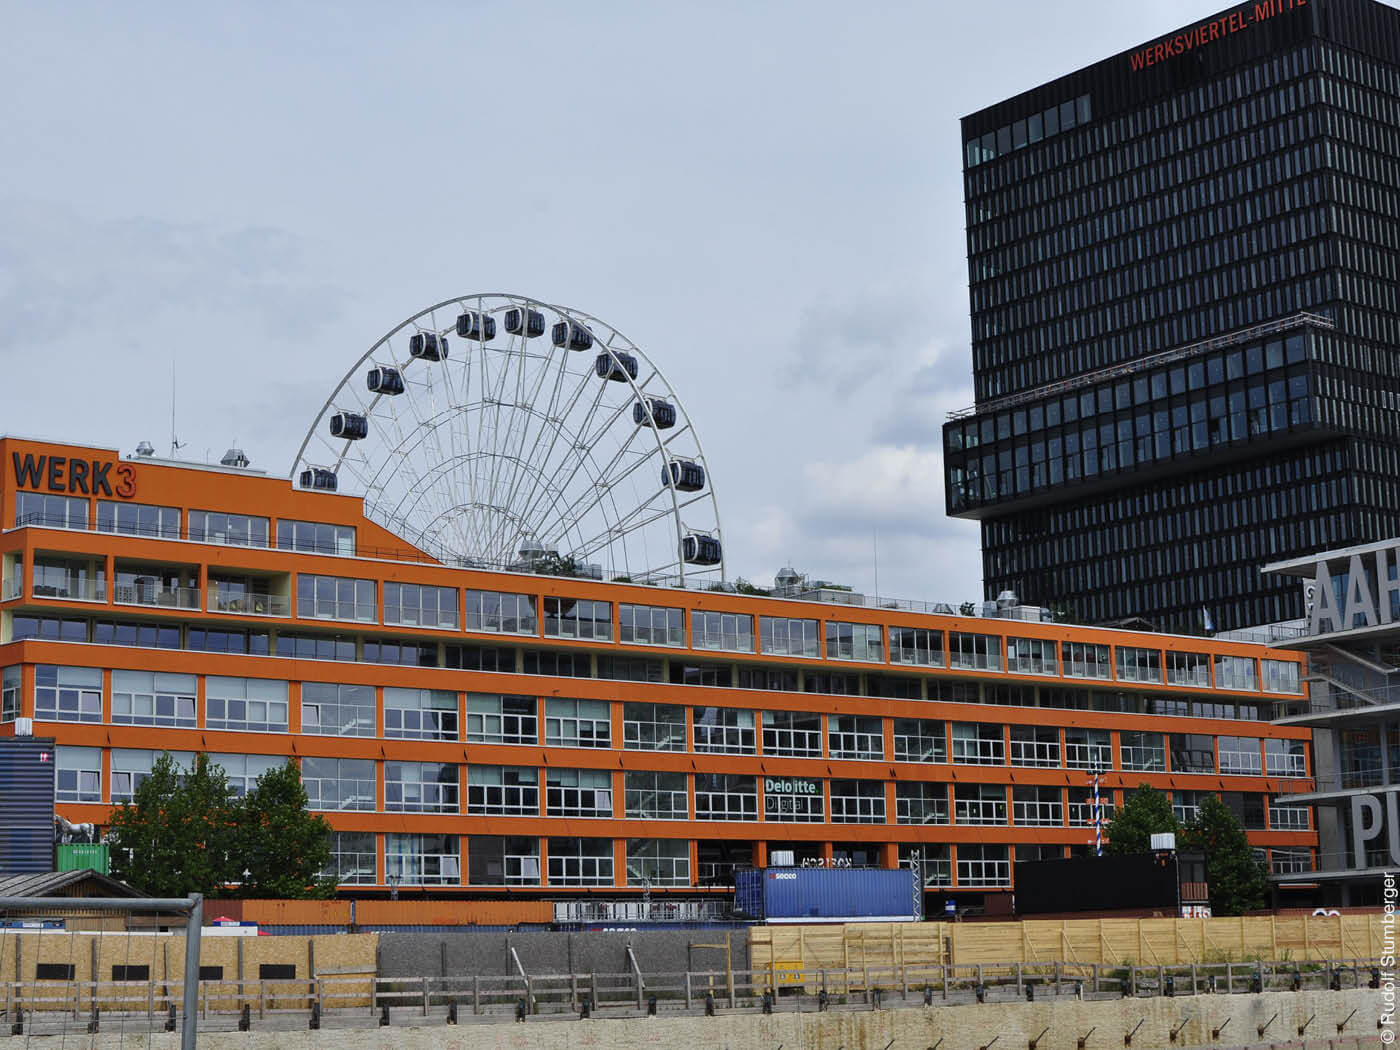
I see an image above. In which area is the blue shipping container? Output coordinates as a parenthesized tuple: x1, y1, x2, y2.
(734, 868, 921, 922)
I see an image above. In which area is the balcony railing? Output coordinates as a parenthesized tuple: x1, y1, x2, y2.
(114, 584, 200, 609)
(33, 580, 105, 602)
(208, 592, 290, 617)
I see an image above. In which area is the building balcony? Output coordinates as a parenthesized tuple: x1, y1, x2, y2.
(114, 583, 200, 609)
(208, 591, 290, 617)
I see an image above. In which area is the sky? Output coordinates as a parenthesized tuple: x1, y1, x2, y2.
(1, 0, 1242, 606)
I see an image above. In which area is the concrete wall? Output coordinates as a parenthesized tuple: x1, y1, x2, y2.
(0, 987, 1382, 1050)
(378, 929, 748, 980)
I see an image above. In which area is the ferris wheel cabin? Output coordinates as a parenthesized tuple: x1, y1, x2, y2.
(366, 367, 405, 395)
(552, 321, 594, 351)
(455, 311, 496, 341)
(633, 398, 676, 429)
(595, 351, 639, 383)
(504, 307, 546, 338)
(683, 533, 722, 565)
(330, 412, 369, 440)
(408, 332, 448, 361)
(662, 460, 706, 492)
(298, 467, 338, 491)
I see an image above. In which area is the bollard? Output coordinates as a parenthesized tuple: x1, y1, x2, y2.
(165, 1004, 177, 1033)
(705, 992, 715, 1017)
(379, 1004, 389, 1028)
(447, 1001, 457, 1025)
(925, 985, 934, 1006)
(580, 997, 592, 1020)
(240, 1005, 252, 1032)
(309, 1002, 321, 1030)
(515, 998, 527, 1022)
(762, 990, 773, 1015)
(649, 995, 658, 1017)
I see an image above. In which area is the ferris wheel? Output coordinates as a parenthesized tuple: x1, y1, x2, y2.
(290, 293, 726, 586)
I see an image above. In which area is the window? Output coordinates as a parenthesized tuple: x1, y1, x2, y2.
(467, 765, 538, 816)
(1064, 728, 1111, 769)
(446, 644, 516, 672)
(895, 782, 948, 824)
(764, 710, 823, 758)
(468, 695, 536, 744)
(957, 844, 1010, 887)
(692, 610, 753, 652)
(110, 670, 195, 728)
(275, 632, 355, 661)
(33, 558, 104, 601)
(1166, 651, 1211, 687)
(100, 619, 183, 650)
(949, 632, 1002, 670)
(384, 688, 457, 740)
(364, 638, 437, 669)
(301, 757, 375, 811)
(212, 753, 285, 797)
(112, 965, 150, 981)
(889, 626, 944, 666)
(36, 964, 76, 981)
(297, 574, 375, 622)
(869, 674, 921, 699)
(96, 501, 179, 540)
(385, 833, 459, 885)
(548, 838, 613, 886)
(1009, 725, 1060, 767)
(205, 677, 288, 733)
(111, 749, 192, 803)
(386, 761, 459, 813)
(301, 682, 375, 737)
(625, 771, 688, 820)
(669, 661, 732, 687)
(1218, 736, 1263, 776)
(188, 510, 269, 548)
(760, 616, 819, 657)
(1172, 790, 1202, 825)
(1214, 655, 1258, 691)
(694, 773, 757, 821)
(56, 745, 101, 802)
(1262, 659, 1301, 694)
(1007, 637, 1056, 675)
(522, 649, 590, 677)
(208, 574, 283, 617)
(14, 491, 87, 529)
(13, 615, 89, 644)
(823, 779, 880, 823)
(693, 707, 755, 754)
(383, 582, 457, 628)
(1121, 730, 1165, 772)
(276, 519, 354, 556)
(1265, 737, 1306, 777)
(1270, 847, 1313, 875)
(622, 702, 686, 751)
(2, 666, 20, 721)
(738, 667, 798, 691)
(825, 621, 883, 661)
(899, 843, 951, 886)
(1170, 734, 1216, 774)
(468, 836, 540, 886)
(596, 655, 663, 682)
(323, 831, 377, 885)
(627, 839, 689, 885)
(805, 672, 860, 695)
(34, 665, 101, 723)
(619, 604, 683, 646)
(951, 722, 1004, 765)
(1013, 786, 1063, 826)
(1067, 787, 1115, 826)
(756, 773, 823, 823)
(1116, 646, 1162, 683)
(1269, 803, 1310, 831)
(893, 719, 946, 763)
(545, 698, 610, 748)
(543, 597, 612, 640)
(546, 768, 613, 817)
(828, 715, 883, 760)
(954, 784, 1006, 825)
(1061, 642, 1111, 679)
(464, 590, 537, 634)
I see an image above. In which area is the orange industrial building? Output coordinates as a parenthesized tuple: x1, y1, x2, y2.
(0, 435, 1315, 908)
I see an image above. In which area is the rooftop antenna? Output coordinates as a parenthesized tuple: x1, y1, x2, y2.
(169, 355, 186, 459)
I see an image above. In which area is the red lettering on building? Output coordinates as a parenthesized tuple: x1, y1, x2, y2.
(1128, 0, 1305, 73)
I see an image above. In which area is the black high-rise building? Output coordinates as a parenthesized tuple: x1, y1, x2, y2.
(943, 0, 1400, 633)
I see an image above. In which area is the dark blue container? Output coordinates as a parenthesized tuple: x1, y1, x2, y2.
(0, 737, 57, 874)
(734, 868, 921, 922)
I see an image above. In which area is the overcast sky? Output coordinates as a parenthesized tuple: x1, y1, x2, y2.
(3, 0, 1248, 605)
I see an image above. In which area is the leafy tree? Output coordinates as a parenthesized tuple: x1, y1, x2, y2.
(1181, 794, 1271, 915)
(108, 753, 238, 897)
(1104, 784, 1180, 855)
(232, 762, 335, 899)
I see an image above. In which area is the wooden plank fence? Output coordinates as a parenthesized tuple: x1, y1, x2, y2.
(749, 913, 1384, 972)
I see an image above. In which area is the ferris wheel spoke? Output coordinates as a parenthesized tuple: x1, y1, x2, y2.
(507, 362, 602, 549)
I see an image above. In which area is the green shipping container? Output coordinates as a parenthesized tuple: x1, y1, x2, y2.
(56, 844, 110, 875)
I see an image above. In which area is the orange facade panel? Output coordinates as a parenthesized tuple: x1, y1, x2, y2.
(351, 899, 552, 926)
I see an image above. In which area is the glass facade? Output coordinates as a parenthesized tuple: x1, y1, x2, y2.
(945, 0, 1400, 631)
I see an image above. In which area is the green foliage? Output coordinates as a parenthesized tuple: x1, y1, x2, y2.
(108, 753, 333, 900)
(959, 601, 977, 616)
(232, 762, 336, 899)
(534, 553, 580, 577)
(1105, 784, 1180, 855)
(108, 753, 238, 897)
(1181, 794, 1271, 916)
(734, 577, 771, 596)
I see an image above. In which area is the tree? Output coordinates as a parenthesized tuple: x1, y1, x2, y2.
(1104, 784, 1180, 856)
(232, 762, 335, 899)
(108, 753, 238, 897)
(1182, 794, 1271, 915)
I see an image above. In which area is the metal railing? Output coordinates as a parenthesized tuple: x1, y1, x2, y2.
(114, 584, 200, 609)
(2, 956, 1379, 1034)
(207, 592, 290, 617)
(32, 580, 105, 602)
(946, 312, 1336, 421)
